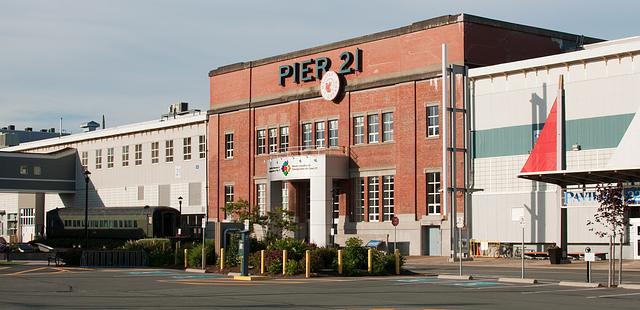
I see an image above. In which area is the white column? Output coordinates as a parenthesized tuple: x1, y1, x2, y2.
(309, 176, 331, 246)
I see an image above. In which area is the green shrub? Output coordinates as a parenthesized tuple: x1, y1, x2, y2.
(188, 240, 215, 268)
(342, 237, 367, 276)
(58, 248, 83, 266)
(122, 238, 174, 267)
(267, 257, 282, 274)
(223, 234, 241, 267)
(313, 247, 337, 271)
(267, 238, 309, 261)
(285, 259, 301, 275)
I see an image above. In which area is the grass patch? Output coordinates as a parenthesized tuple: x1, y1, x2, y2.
(0, 261, 26, 265)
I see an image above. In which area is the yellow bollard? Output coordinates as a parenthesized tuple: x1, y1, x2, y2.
(260, 250, 265, 274)
(184, 249, 188, 269)
(368, 248, 372, 273)
(395, 249, 400, 275)
(220, 248, 225, 270)
(305, 250, 310, 278)
(337, 249, 343, 275)
(282, 250, 288, 275)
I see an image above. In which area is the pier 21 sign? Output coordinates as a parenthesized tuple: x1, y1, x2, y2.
(278, 48, 362, 86)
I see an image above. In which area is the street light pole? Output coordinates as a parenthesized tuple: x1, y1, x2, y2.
(178, 196, 183, 234)
(84, 170, 91, 249)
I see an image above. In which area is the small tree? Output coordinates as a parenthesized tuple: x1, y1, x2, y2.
(587, 183, 628, 287)
(263, 207, 299, 243)
(222, 199, 268, 234)
(222, 199, 298, 242)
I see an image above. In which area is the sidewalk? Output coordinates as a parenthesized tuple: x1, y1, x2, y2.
(405, 256, 640, 272)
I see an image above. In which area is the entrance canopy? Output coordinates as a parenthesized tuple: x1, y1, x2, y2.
(519, 167, 640, 187)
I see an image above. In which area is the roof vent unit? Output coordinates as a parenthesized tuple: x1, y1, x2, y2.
(49, 128, 56, 133)
(25, 127, 33, 132)
(40, 129, 48, 132)
(8, 125, 15, 131)
(169, 102, 189, 116)
(80, 121, 100, 132)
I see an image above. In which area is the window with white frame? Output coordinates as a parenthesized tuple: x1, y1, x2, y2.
(165, 140, 174, 162)
(135, 144, 142, 165)
(328, 119, 338, 147)
(224, 185, 234, 219)
(427, 172, 441, 214)
(427, 105, 439, 137)
(382, 175, 395, 221)
(302, 123, 313, 149)
(279, 126, 289, 152)
(315, 121, 325, 148)
(199, 135, 206, 159)
(107, 147, 114, 168)
(257, 183, 266, 216)
(282, 182, 289, 210)
(268, 128, 278, 153)
(81, 151, 88, 170)
(20, 208, 34, 226)
(368, 176, 380, 222)
(122, 146, 129, 167)
(382, 112, 393, 142)
(225, 133, 234, 159)
(368, 114, 379, 143)
(256, 129, 266, 155)
(95, 149, 102, 169)
(183, 137, 192, 160)
(353, 116, 364, 145)
(19, 165, 28, 175)
(151, 142, 159, 164)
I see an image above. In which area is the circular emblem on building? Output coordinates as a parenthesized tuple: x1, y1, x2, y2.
(320, 71, 341, 101)
(281, 160, 291, 176)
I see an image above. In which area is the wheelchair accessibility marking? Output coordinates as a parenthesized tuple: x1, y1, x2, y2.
(394, 277, 440, 284)
(448, 281, 505, 288)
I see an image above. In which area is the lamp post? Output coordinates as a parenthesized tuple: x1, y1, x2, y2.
(177, 196, 183, 235)
(84, 170, 91, 249)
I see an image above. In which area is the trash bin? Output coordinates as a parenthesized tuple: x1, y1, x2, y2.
(548, 247, 562, 264)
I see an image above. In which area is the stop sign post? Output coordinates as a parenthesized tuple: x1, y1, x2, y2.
(392, 216, 399, 252)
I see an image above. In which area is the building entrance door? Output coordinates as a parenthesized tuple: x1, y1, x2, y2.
(422, 226, 441, 256)
(631, 218, 640, 260)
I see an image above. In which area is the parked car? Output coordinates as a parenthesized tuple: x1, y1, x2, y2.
(16, 243, 35, 253)
(0, 237, 7, 253)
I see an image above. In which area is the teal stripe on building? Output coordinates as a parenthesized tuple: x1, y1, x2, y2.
(473, 114, 634, 158)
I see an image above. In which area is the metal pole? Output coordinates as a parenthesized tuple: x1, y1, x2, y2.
(202, 219, 206, 270)
(458, 226, 462, 276)
(441, 43, 448, 221)
(521, 225, 525, 279)
(587, 261, 591, 283)
(394, 225, 397, 252)
(84, 173, 89, 249)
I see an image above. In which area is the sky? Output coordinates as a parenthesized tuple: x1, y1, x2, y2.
(1, 0, 638, 133)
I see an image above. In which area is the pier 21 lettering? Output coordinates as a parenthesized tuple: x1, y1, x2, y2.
(278, 48, 362, 86)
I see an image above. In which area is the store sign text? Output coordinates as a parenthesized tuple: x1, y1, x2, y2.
(278, 48, 362, 86)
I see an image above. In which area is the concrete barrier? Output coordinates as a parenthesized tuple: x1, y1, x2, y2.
(558, 281, 602, 288)
(438, 274, 473, 280)
(619, 283, 640, 290)
(499, 278, 538, 284)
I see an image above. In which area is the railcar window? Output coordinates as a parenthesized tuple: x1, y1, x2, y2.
(113, 220, 117, 228)
(133, 220, 138, 228)
(119, 220, 123, 228)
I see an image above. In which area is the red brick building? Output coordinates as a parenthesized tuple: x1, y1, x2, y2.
(207, 14, 598, 255)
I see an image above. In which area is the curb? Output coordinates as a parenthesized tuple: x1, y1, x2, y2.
(619, 283, 640, 290)
(438, 274, 473, 280)
(185, 268, 209, 273)
(498, 277, 538, 284)
(233, 275, 268, 281)
(559, 281, 602, 288)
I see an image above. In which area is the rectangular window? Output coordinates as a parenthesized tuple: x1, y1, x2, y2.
(95, 149, 102, 169)
(20, 208, 34, 226)
(151, 142, 159, 164)
(257, 183, 266, 216)
(33, 166, 41, 175)
(165, 140, 174, 162)
(427, 105, 440, 137)
(427, 172, 441, 215)
(382, 175, 395, 221)
(382, 112, 393, 142)
(224, 185, 234, 219)
(19, 165, 28, 175)
(199, 135, 206, 159)
(122, 146, 129, 167)
(279, 126, 289, 152)
(256, 129, 266, 155)
(315, 121, 325, 148)
(81, 151, 88, 170)
(225, 133, 234, 159)
(353, 116, 364, 145)
(302, 123, 313, 149)
(328, 119, 338, 147)
(368, 176, 380, 222)
(268, 128, 278, 153)
(107, 147, 114, 168)
(183, 137, 192, 160)
(282, 182, 289, 211)
(356, 178, 365, 222)
(135, 144, 142, 165)
(368, 114, 379, 144)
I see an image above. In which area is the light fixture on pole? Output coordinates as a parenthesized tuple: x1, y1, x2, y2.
(177, 196, 183, 236)
(84, 170, 91, 249)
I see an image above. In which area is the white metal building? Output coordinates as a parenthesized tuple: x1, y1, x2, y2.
(469, 37, 640, 259)
(0, 108, 208, 242)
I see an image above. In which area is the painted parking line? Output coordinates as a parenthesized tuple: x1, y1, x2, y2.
(470, 283, 556, 290)
(448, 281, 506, 288)
(170, 274, 227, 279)
(586, 291, 640, 299)
(521, 287, 602, 295)
(5, 266, 49, 276)
(395, 277, 440, 284)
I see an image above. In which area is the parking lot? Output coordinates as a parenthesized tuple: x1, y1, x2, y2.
(1, 262, 639, 309)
